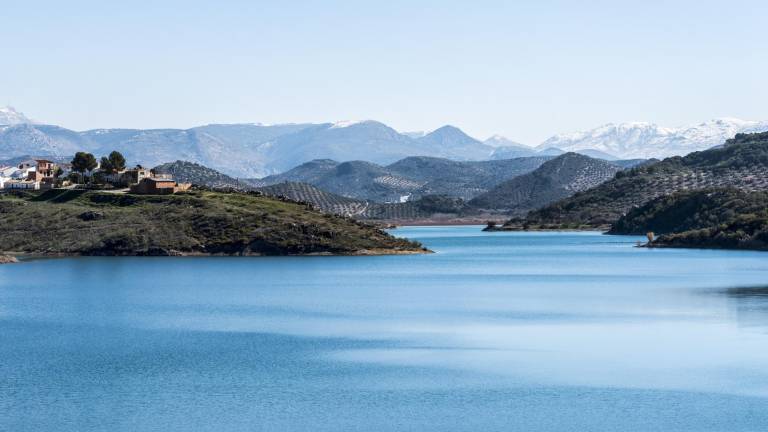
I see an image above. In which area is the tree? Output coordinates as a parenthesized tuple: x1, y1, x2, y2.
(108, 151, 126, 172)
(71, 152, 98, 182)
(100, 156, 114, 174)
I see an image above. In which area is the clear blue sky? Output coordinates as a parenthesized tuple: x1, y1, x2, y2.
(2, 0, 767, 144)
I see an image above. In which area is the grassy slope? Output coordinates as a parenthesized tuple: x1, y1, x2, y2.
(0, 189, 426, 256)
(610, 188, 768, 251)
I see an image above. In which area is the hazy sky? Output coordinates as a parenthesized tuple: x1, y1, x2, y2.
(2, 0, 767, 144)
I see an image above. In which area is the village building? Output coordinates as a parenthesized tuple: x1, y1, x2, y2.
(3, 180, 41, 190)
(129, 177, 191, 195)
(121, 167, 151, 185)
(24, 159, 59, 189)
(104, 166, 151, 186)
(0, 165, 18, 177)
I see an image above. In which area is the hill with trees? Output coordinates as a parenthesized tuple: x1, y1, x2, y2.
(609, 188, 768, 251)
(508, 132, 768, 228)
(256, 182, 370, 217)
(0, 189, 426, 256)
(469, 153, 622, 215)
(153, 160, 252, 190)
(258, 155, 553, 202)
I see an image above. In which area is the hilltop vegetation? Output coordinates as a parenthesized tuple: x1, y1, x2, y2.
(469, 153, 621, 214)
(254, 182, 477, 222)
(610, 188, 768, 251)
(256, 182, 369, 216)
(514, 132, 768, 228)
(0, 190, 426, 256)
(153, 160, 253, 190)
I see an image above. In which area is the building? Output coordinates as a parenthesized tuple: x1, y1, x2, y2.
(3, 180, 40, 190)
(0, 166, 17, 177)
(101, 166, 150, 187)
(25, 159, 58, 183)
(120, 167, 151, 185)
(129, 177, 191, 195)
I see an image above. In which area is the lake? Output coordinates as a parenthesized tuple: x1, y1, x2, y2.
(2, 226, 768, 431)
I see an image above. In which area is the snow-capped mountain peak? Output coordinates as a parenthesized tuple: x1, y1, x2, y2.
(330, 120, 370, 129)
(538, 118, 768, 159)
(484, 134, 529, 149)
(0, 106, 33, 125)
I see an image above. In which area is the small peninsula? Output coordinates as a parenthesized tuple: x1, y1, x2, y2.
(610, 188, 768, 251)
(0, 189, 428, 257)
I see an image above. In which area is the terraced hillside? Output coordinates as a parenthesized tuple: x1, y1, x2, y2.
(469, 153, 622, 214)
(513, 132, 768, 228)
(361, 195, 473, 220)
(154, 161, 253, 190)
(256, 182, 369, 217)
(260, 160, 419, 202)
(387, 156, 552, 200)
(258, 155, 553, 202)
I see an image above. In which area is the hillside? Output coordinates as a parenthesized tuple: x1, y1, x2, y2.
(514, 132, 768, 228)
(256, 182, 369, 217)
(0, 190, 425, 256)
(260, 155, 551, 202)
(361, 195, 474, 221)
(153, 161, 253, 190)
(609, 189, 768, 251)
(469, 153, 621, 214)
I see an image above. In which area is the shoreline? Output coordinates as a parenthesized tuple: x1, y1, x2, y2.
(0, 248, 433, 260)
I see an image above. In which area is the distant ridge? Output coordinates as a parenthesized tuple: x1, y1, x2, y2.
(539, 119, 768, 159)
(259, 155, 552, 202)
(4, 105, 766, 175)
(469, 153, 621, 214)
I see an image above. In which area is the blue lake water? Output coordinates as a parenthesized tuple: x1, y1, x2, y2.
(2, 226, 768, 431)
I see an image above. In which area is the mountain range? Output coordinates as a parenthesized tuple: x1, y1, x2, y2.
(257, 156, 554, 202)
(155, 152, 637, 222)
(2, 106, 767, 177)
(539, 119, 768, 159)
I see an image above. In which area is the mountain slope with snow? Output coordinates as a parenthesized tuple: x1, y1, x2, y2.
(0, 106, 33, 125)
(538, 118, 768, 159)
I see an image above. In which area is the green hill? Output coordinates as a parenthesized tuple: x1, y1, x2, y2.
(610, 188, 768, 251)
(0, 190, 426, 256)
(256, 182, 370, 217)
(511, 132, 768, 228)
(469, 153, 621, 214)
(153, 160, 252, 190)
(258, 156, 552, 202)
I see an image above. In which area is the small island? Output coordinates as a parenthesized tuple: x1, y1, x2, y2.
(0, 189, 428, 257)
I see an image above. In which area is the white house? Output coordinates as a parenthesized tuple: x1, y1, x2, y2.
(3, 179, 40, 190)
(0, 165, 18, 177)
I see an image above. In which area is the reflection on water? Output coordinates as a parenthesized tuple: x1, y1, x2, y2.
(724, 286, 768, 330)
(1, 227, 768, 432)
